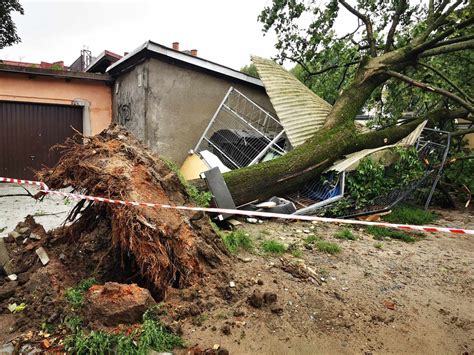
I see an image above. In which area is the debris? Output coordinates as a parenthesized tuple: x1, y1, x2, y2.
(271, 306, 284, 315)
(221, 324, 231, 335)
(0, 281, 17, 301)
(84, 282, 156, 326)
(8, 302, 26, 313)
(229, 281, 236, 288)
(227, 219, 242, 228)
(246, 218, 263, 224)
(263, 292, 277, 304)
(248, 290, 264, 308)
(256, 201, 277, 208)
(29, 233, 41, 241)
(0, 238, 14, 275)
(383, 299, 396, 310)
(40, 339, 51, 349)
(7, 274, 18, 281)
(7, 231, 21, 240)
(35, 247, 50, 265)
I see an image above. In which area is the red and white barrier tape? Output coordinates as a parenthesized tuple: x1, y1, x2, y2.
(1, 176, 473, 235)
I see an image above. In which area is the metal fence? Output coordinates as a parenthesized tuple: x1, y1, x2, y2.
(194, 87, 288, 169)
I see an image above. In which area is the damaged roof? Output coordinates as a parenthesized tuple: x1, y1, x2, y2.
(107, 40, 263, 87)
(252, 56, 332, 147)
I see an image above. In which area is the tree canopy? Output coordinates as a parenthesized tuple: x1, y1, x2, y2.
(259, 0, 473, 129)
(0, 0, 24, 49)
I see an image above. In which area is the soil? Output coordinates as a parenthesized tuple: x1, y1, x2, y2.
(169, 208, 473, 355)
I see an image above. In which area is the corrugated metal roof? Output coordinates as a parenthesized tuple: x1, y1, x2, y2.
(252, 56, 332, 147)
(327, 120, 427, 172)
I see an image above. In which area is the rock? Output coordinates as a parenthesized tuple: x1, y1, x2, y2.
(271, 306, 284, 315)
(383, 299, 396, 310)
(238, 257, 252, 263)
(263, 292, 277, 304)
(217, 348, 230, 355)
(7, 231, 21, 240)
(85, 282, 155, 326)
(257, 279, 264, 285)
(0, 281, 17, 301)
(18, 227, 31, 236)
(35, 247, 50, 265)
(17, 272, 30, 285)
(30, 233, 41, 241)
(7, 274, 17, 281)
(0, 343, 14, 354)
(248, 290, 263, 308)
(221, 324, 231, 335)
(229, 281, 236, 288)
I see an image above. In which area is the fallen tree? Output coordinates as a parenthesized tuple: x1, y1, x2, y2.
(219, 0, 473, 205)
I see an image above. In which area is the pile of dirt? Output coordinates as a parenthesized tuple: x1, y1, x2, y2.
(0, 126, 232, 351)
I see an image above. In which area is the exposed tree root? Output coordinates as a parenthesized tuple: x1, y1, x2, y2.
(37, 125, 229, 299)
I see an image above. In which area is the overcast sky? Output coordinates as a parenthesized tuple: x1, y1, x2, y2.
(0, 0, 284, 71)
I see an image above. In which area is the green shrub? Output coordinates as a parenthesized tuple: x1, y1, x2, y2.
(316, 241, 341, 254)
(261, 240, 286, 254)
(334, 228, 356, 240)
(383, 205, 437, 225)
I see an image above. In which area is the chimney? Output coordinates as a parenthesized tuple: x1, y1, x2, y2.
(172, 42, 180, 51)
(191, 49, 198, 57)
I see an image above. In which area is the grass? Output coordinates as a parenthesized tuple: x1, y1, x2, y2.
(65, 278, 97, 309)
(367, 226, 422, 243)
(291, 249, 303, 258)
(64, 309, 184, 354)
(334, 228, 356, 240)
(383, 205, 437, 225)
(221, 230, 253, 253)
(261, 240, 286, 255)
(315, 241, 341, 254)
(303, 235, 321, 245)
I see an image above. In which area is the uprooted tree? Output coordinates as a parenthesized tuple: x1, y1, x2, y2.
(219, 0, 473, 205)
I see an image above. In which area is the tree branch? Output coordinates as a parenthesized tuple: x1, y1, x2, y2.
(451, 127, 474, 137)
(418, 62, 473, 103)
(338, 0, 376, 56)
(420, 39, 474, 58)
(385, 70, 474, 113)
(307, 60, 360, 76)
(384, 0, 408, 52)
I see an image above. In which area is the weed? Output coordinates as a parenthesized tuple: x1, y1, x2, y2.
(291, 249, 303, 258)
(334, 228, 356, 240)
(65, 315, 83, 332)
(65, 278, 97, 309)
(261, 240, 286, 254)
(303, 235, 320, 245)
(192, 313, 208, 326)
(222, 230, 253, 253)
(164, 159, 212, 207)
(65, 309, 184, 354)
(316, 241, 341, 254)
(383, 205, 436, 225)
(367, 226, 423, 243)
(41, 322, 56, 334)
(374, 242, 384, 249)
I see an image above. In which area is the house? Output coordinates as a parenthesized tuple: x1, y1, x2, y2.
(107, 40, 276, 165)
(0, 63, 113, 179)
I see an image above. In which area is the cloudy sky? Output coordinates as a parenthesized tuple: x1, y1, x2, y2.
(0, 0, 283, 71)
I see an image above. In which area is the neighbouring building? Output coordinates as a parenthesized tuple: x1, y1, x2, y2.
(0, 63, 113, 179)
(107, 40, 277, 165)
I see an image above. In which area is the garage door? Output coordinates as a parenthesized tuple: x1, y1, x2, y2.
(0, 101, 83, 180)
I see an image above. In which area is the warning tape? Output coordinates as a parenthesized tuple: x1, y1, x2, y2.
(1, 176, 473, 235)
